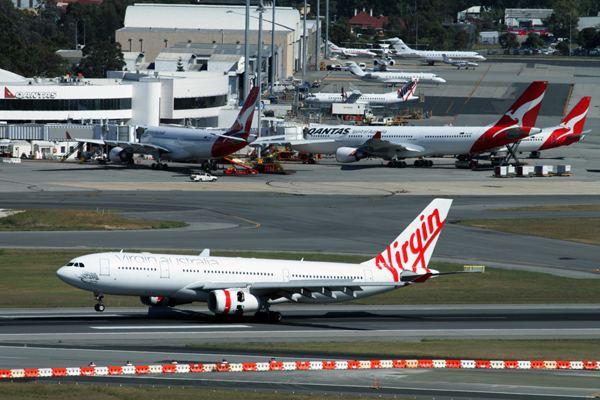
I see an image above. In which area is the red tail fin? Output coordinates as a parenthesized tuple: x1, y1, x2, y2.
(228, 87, 259, 134)
(561, 96, 590, 133)
(492, 81, 547, 128)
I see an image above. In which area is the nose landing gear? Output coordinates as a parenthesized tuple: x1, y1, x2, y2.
(94, 292, 105, 312)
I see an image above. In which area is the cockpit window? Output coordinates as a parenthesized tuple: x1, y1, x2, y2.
(79, 263, 85, 268)
(67, 263, 74, 266)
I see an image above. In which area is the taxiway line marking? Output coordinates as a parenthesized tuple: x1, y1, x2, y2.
(90, 325, 251, 330)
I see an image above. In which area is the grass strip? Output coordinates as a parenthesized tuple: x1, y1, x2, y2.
(187, 339, 600, 361)
(0, 249, 599, 308)
(0, 209, 187, 231)
(489, 205, 600, 212)
(0, 384, 374, 400)
(456, 218, 600, 245)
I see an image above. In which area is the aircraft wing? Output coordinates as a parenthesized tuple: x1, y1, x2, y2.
(358, 135, 428, 154)
(103, 140, 173, 155)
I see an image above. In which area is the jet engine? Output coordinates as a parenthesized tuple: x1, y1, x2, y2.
(388, 59, 396, 66)
(140, 296, 170, 306)
(109, 147, 134, 164)
(207, 289, 261, 315)
(140, 296, 189, 307)
(372, 59, 380, 66)
(335, 147, 368, 163)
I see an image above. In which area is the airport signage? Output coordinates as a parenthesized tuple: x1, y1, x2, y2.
(4, 88, 57, 99)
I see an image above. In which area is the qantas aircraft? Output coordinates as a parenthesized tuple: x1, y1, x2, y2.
(56, 199, 458, 322)
(493, 96, 591, 159)
(259, 81, 547, 167)
(305, 80, 419, 106)
(389, 38, 486, 65)
(71, 87, 259, 171)
(328, 41, 377, 58)
(345, 61, 446, 85)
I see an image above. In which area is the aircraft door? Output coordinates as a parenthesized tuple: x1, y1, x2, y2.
(100, 259, 110, 276)
(283, 269, 290, 282)
(364, 269, 373, 282)
(160, 260, 170, 278)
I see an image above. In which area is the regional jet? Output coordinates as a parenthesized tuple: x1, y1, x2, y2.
(56, 199, 462, 322)
(345, 61, 445, 85)
(69, 87, 260, 171)
(442, 54, 479, 69)
(305, 80, 419, 106)
(328, 41, 377, 58)
(389, 38, 486, 65)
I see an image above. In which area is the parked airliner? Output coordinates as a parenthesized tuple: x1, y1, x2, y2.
(259, 81, 547, 168)
(389, 38, 486, 65)
(305, 80, 419, 106)
(492, 96, 592, 158)
(346, 61, 446, 85)
(70, 87, 259, 171)
(328, 41, 377, 58)
(56, 199, 458, 322)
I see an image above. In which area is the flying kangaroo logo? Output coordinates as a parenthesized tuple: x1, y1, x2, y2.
(5, 88, 14, 98)
(230, 98, 257, 133)
(375, 208, 445, 281)
(561, 108, 588, 132)
(490, 91, 545, 139)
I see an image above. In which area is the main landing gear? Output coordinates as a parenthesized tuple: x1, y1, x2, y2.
(387, 160, 407, 168)
(94, 292, 105, 312)
(414, 159, 433, 167)
(151, 162, 169, 170)
(254, 309, 282, 323)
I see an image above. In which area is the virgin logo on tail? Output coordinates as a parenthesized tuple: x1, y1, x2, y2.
(370, 199, 452, 282)
(5, 88, 14, 98)
(229, 87, 259, 134)
(398, 79, 417, 100)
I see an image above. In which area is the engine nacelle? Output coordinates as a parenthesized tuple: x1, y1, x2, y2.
(109, 147, 134, 163)
(207, 289, 261, 315)
(372, 59, 380, 66)
(335, 147, 368, 163)
(388, 59, 395, 66)
(140, 296, 170, 306)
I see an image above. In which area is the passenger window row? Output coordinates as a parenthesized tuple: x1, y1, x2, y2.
(292, 274, 360, 280)
(118, 267, 157, 271)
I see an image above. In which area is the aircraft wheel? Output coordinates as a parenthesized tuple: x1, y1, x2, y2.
(401, 161, 407, 168)
(254, 311, 269, 323)
(427, 160, 433, 167)
(387, 161, 395, 168)
(414, 159, 422, 167)
(269, 311, 282, 323)
(94, 304, 105, 312)
(162, 163, 168, 170)
(151, 163, 156, 170)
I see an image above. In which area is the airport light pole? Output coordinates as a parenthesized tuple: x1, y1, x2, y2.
(302, 0, 307, 83)
(271, 0, 276, 88)
(243, 0, 250, 101)
(325, 0, 329, 59)
(315, 0, 320, 71)
(257, 0, 265, 147)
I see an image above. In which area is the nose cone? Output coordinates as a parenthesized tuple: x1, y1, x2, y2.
(436, 77, 447, 83)
(56, 266, 70, 283)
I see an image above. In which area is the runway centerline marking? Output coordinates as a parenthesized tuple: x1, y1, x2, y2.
(90, 325, 251, 330)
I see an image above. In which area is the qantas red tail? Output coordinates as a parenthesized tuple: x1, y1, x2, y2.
(492, 81, 547, 129)
(228, 87, 259, 134)
(561, 96, 590, 133)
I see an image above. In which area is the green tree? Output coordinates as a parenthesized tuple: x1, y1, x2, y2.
(328, 17, 352, 45)
(76, 41, 125, 78)
(578, 27, 600, 50)
(556, 40, 570, 55)
(499, 32, 519, 50)
(453, 29, 470, 50)
(176, 57, 185, 71)
(545, 1, 579, 40)
(523, 32, 545, 49)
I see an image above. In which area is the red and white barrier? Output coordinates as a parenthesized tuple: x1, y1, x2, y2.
(4, 357, 599, 379)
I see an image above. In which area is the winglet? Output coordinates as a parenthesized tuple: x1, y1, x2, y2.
(200, 249, 210, 257)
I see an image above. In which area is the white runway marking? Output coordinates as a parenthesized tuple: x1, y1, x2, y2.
(90, 325, 251, 330)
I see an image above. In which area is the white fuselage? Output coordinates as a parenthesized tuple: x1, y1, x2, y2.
(305, 92, 417, 105)
(293, 125, 492, 157)
(357, 72, 445, 84)
(405, 51, 486, 62)
(56, 252, 404, 304)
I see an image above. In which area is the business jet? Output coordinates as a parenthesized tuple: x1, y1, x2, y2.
(442, 54, 479, 69)
(346, 61, 445, 85)
(388, 38, 486, 65)
(305, 80, 419, 106)
(490, 96, 591, 159)
(69, 87, 259, 171)
(56, 199, 461, 322)
(267, 81, 547, 167)
(328, 41, 377, 58)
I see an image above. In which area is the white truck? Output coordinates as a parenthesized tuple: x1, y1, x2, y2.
(190, 172, 218, 182)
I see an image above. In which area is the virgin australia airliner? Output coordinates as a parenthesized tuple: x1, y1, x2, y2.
(56, 199, 460, 322)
